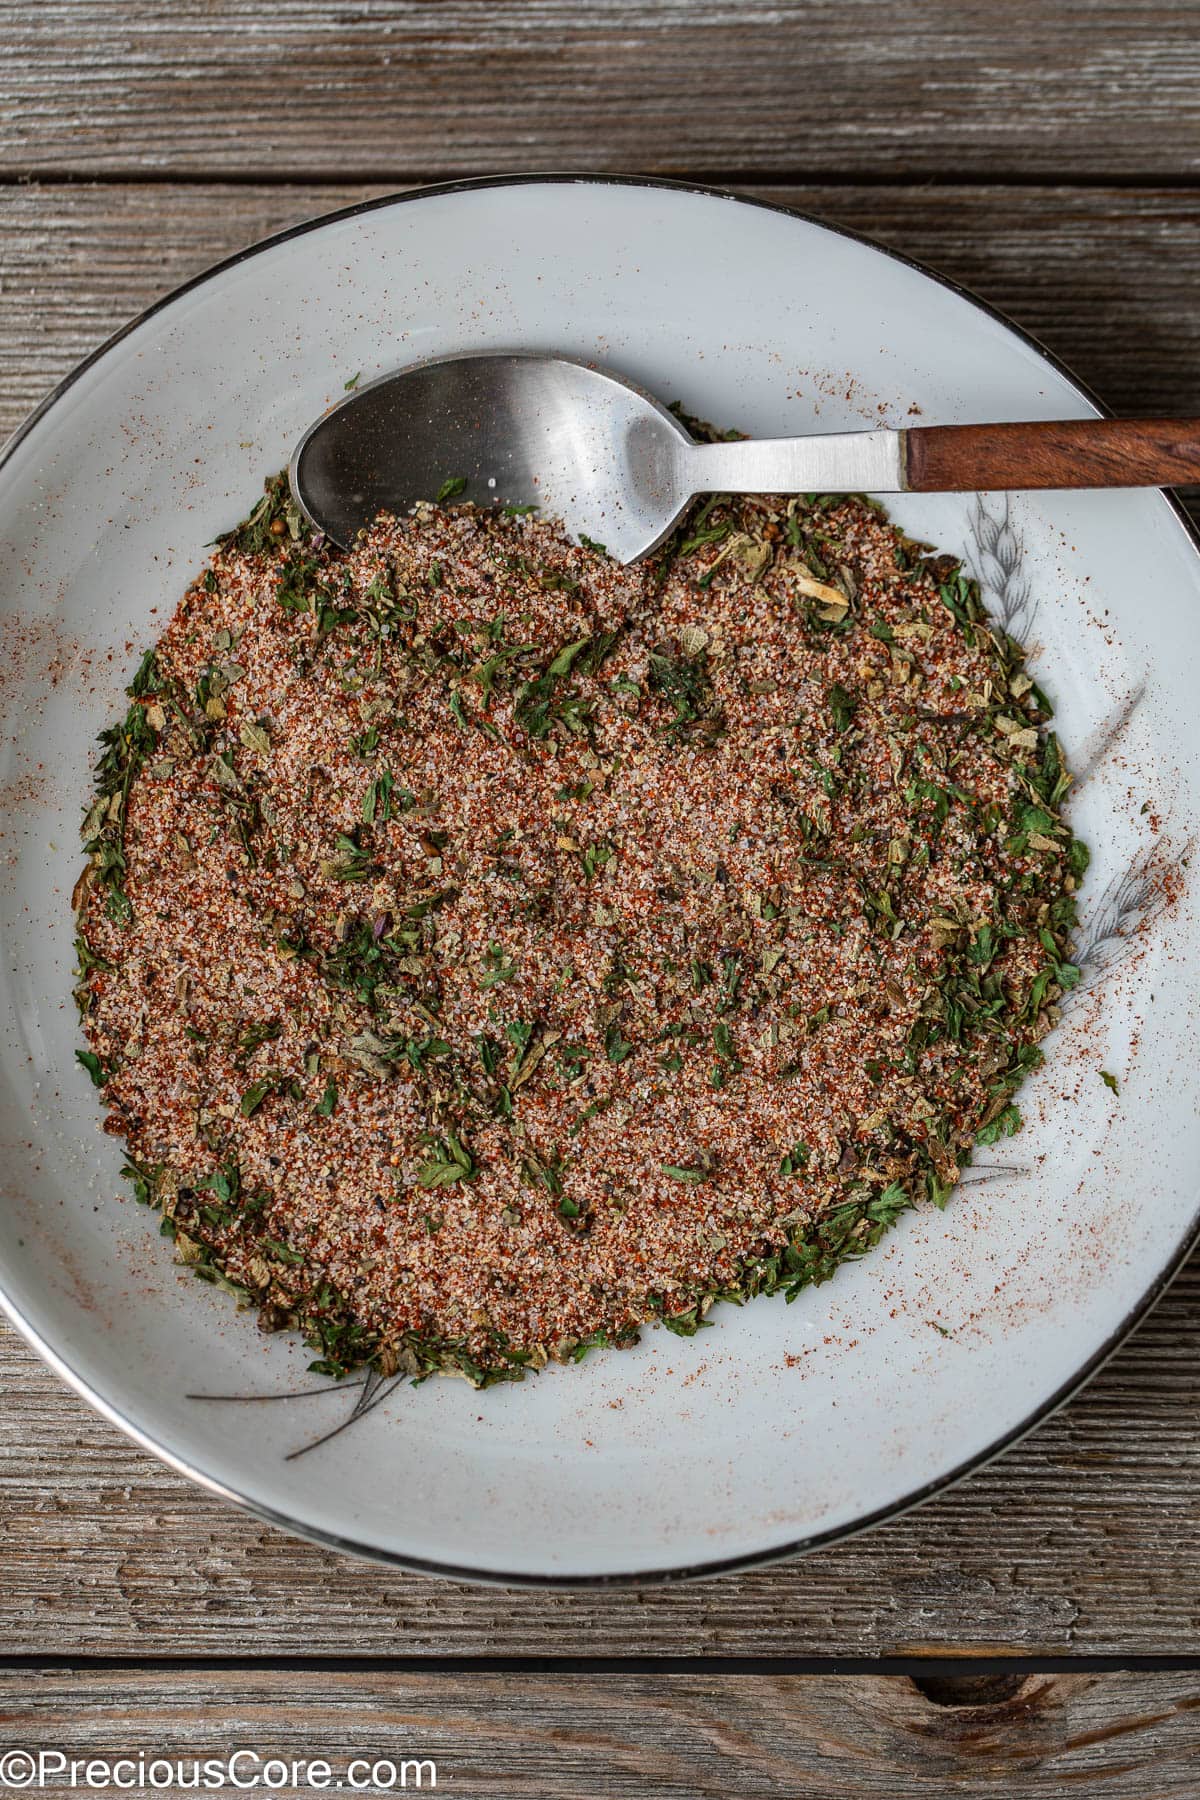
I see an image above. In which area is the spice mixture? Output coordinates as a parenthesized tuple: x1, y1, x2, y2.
(74, 461, 1086, 1386)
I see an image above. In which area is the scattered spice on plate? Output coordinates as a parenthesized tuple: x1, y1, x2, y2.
(73, 457, 1085, 1387)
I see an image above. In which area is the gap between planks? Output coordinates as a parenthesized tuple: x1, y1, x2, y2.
(4, 169, 1200, 191)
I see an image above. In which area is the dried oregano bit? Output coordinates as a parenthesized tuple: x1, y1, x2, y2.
(976, 1104, 1022, 1146)
(73, 933, 111, 980)
(74, 1048, 108, 1088)
(662, 1307, 710, 1338)
(319, 914, 421, 1011)
(1067, 838, 1091, 882)
(120, 1156, 163, 1209)
(196, 1160, 241, 1208)
(469, 637, 538, 706)
(579, 839, 613, 881)
(320, 827, 381, 883)
(360, 768, 399, 824)
(345, 1027, 451, 1081)
(677, 497, 733, 558)
(239, 1069, 301, 1118)
(397, 1328, 535, 1390)
(778, 1141, 811, 1177)
(234, 1017, 283, 1065)
(773, 1193, 881, 1303)
(238, 718, 272, 756)
(647, 642, 722, 740)
(938, 570, 984, 646)
(175, 1225, 256, 1304)
(520, 1150, 566, 1200)
(72, 933, 112, 1020)
(79, 650, 183, 924)
(777, 1180, 917, 1299)
(126, 646, 159, 698)
(479, 941, 518, 988)
(644, 1292, 713, 1338)
(216, 470, 307, 556)
(565, 1329, 616, 1364)
(274, 551, 329, 619)
(415, 1130, 476, 1190)
(260, 1236, 304, 1266)
(87, 704, 157, 830)
(300, 1291, 384, 1381)
(826, 682, 856, 733)
(556, 1192, 585, 1226)
(511, 629, 619, 740)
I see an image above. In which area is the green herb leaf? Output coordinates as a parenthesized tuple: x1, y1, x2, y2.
(580, 839, 613, 881)
(416, 1131, 476, 1190)
(75, 1048, 107, 1087)
(480, 942, 518, 988)
(826, 682, 856, 733)
(239, 1070, 296, 1117)
(648, 645, 720, 740)
(977, 1104, 1022, 1145)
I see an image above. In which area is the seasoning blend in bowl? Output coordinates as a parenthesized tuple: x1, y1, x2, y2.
(74, 463, 1083, 1387)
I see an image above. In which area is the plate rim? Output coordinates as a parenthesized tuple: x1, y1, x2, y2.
(3, 169, 1199, 1587)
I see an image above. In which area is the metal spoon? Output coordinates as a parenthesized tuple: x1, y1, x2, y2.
(291, 351, 1200, 565)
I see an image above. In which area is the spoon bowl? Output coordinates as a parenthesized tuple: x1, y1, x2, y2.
(291, 351, 697, 563)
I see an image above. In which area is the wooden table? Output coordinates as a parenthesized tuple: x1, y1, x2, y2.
(3, 6, 1199, 1793)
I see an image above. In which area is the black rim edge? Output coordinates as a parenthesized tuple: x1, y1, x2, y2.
(3, 169, 1199, 1590)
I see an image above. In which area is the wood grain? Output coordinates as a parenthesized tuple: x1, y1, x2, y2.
(1, 177, 1199, 1655)
(3, 2, 1200, 182)
(905, 417, 1200, 490)
(3, 1668, 1200, 1797)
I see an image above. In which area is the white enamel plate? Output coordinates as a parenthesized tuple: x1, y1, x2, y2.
(1, 177, 1197, 1582)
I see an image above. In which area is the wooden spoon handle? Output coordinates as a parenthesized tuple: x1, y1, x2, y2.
(903, 418, 1200, 491)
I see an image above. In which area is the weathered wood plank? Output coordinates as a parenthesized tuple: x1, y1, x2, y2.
(4, 182, 1197, 521)
(0, 179, 1199, 1654)
(3, 1668, 1200, 1797)
(3, 3, 1200, 181)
